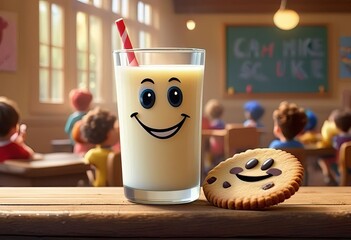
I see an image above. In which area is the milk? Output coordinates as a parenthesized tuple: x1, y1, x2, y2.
(115, 65, 204, 191)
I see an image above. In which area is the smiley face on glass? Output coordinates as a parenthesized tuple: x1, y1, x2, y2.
(130, 77, 190, 139)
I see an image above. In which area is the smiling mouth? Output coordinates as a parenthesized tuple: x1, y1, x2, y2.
(234, 168, 282, 182)
(130, 112, 190, 139)
(235, 173, 273, 182)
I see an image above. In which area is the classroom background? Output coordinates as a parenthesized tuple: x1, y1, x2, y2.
(0, 0, 351, 153)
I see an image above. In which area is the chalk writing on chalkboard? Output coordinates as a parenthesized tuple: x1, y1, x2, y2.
(225, 26, 328, 95)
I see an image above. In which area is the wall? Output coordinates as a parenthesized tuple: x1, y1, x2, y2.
(0, 0, 351, 151)
(174, 12, 351, 146)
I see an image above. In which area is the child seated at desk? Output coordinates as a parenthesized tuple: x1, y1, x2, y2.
(65, 89, 93, 155)
(298, 109, 320, 146)
(320, 109, 351, 184)
(80, 107, 120, 187)
(243, 100, 265, 128)
(0, 97, 34, 162)
(317, 109, 341, 148)
(269, 101, 307, 149)
(332, 109, 351, 150)
(203, 99, 226, 171)
(316, 109, 342, 184)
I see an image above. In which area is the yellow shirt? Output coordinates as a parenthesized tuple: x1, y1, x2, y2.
(317, 120, 341, 148)
(298, 131, 321, 145)
(84, 146, 112, 187)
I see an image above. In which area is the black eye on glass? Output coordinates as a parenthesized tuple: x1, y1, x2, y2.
(245, 158, 258, 169)
(167, 86, 183, 107)
(261, 158, 274, 171)
(139, 89, 156, 109)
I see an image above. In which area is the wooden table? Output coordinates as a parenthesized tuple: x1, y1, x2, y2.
(304, 145, 336, 158)
(0, 187, 350, 239)
(50, 138, 74, 152)
(0, 153, 91, 187)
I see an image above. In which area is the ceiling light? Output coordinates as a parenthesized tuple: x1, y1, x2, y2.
(273, 0, 299, 30)
(186, 20, 196, 30)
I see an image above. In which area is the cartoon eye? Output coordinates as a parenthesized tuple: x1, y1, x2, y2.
(167, 86, 183, 107)
(261, 158, 274, 171)
(245, 158, 258, 169)
(139, 89, 156, 109)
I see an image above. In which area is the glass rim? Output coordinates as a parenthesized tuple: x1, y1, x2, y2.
(113, 47, 205, 53)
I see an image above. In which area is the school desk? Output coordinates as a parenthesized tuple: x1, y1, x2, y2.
(0, 153, 90, 187)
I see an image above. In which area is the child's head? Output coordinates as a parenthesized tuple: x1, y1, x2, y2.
(273, 101, 307, 140)
(81, 107, 118, 146)
(334, 109, 351, 133)
(328, 109, 340, 122)
(204, 99, 224, 120)
(69, 89, 93, 112)
(0, 97, 20, 138)
(244, 100, 265, 121)
(304, 109, 318, 131)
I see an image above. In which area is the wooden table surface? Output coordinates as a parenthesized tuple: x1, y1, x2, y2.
(0, 187, 350, 239)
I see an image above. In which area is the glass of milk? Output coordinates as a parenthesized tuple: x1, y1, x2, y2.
(113, 48, 205, 204)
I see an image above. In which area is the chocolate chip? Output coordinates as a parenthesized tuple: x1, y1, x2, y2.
(261, 182, 275, 190)
(230, 167, 243, 174)
(261, 158, 274, 170)
(267, 168, 282, 176)
(207, 176, 217, 184)
(245, 158, 259, 169)
(223, 181, 231, 188)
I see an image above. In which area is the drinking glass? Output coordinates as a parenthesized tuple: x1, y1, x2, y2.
(113, 48, 205, 204)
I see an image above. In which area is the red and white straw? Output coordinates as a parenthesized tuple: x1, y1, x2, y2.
(115, 18, 139, 66)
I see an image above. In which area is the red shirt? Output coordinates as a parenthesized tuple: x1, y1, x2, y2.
(0, 141, 31, 162)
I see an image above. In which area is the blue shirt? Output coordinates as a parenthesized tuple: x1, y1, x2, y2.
(210, 119, 225, 129)
(64, 111, 87, 141)
(269, 139, 304, 149)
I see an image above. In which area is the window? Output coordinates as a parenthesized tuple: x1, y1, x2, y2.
(121, 0, 129, 17)
(76, 12, 102, 100)
(139, 30, 151, 48)
(37, 0, 156, 113)
(78, 0, 102, 8)
(112, 0, 120, 14)
(137, 1, 152, 48)
(39, 0, 64, 103)
(137, 1, 151, 25)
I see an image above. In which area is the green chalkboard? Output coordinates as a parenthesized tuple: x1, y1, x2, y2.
(225, 25, 328, 96)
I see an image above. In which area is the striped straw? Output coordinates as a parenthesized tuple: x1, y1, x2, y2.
(115, 18, 139, 66)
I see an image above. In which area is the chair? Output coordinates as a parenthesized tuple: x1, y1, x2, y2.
(281, 148, 307, 185)
(86, 151, 123, 187)
(224, 126, 260, 158)
(106, 151, 123, 186)
(338, 142, 351, 186)
(201, 125, 260, 179)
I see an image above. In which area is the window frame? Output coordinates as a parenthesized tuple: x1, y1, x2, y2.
(32, 0, 155, 115)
